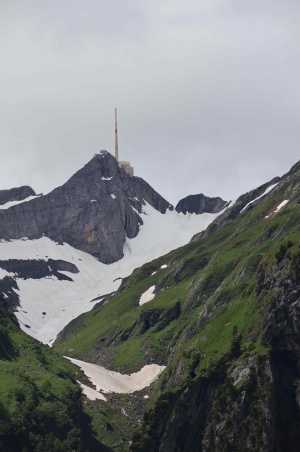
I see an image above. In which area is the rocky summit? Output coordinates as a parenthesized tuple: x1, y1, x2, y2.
(0, 151, 172, 263)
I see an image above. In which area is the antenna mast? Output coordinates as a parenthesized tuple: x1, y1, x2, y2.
(114, 107, 119, 162)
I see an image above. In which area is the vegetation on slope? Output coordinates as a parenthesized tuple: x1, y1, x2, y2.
(0, 310, 108, 452)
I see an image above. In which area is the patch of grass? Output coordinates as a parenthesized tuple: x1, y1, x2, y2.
(113, 337, 145, 370)
(0, 311, 102, 452)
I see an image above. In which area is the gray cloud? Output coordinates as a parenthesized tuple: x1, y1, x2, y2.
(0, 1, 299, 204)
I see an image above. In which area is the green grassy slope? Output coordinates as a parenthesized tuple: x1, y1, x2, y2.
(0, 311, 109, 452)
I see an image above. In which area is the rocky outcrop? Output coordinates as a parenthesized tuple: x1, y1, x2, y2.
(0, 259, 79, 281)
(131, 353, 275, 452)
(0, 277, 19, 312)
(192, 176, 281, 242)
(0, 186, 36, 206)
(176, 194, 227, 214)
(0, 152, 172, 263)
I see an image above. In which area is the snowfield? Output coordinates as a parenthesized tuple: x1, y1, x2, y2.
(0, 204, 221, 344)
(67, 356, 166, 397)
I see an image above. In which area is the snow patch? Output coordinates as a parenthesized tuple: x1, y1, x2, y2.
(78, 382, 107, 401)
(0, 195, 41, 210)
(160, 264, 168, 269)
(274, 199, 289, 213)
(139, 285, 156, 306)
(101, 176, 113, 181)
(265, 200, 289, 219)
(110, 194, 117, 200)
(240, 183, 279, 213)
(67, 357, 166, 395)
(0, 268, 10, 279)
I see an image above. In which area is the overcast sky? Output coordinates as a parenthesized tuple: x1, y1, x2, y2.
(1, 1, 299, 204)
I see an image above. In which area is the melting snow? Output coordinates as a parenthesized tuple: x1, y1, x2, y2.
(0, 268, 10, 278)
(0, 204, 222, 344)
(78, 382, 107, 401)
(139, 285, 156, 306)
(67, 357, 165, 396)
(274, 200, 289, 212)
(265, 199, 289, 219)
(240, 183, 279, 213)
(0, 195, 41, 210)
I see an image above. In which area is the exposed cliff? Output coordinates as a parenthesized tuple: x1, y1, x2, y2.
(0, 152, 171, 264)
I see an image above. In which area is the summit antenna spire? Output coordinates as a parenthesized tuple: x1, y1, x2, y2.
(114, 107, 119, 162)
(113, 108, 134, 177)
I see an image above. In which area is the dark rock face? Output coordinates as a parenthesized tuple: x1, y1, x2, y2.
(176, 194, 227, 214)
(0, 152, 172, 263)
(0, 259, 79, 281)
(132, 355, 275, 452)
(0, 277, 19, 312)
(0, 186, 36, 206)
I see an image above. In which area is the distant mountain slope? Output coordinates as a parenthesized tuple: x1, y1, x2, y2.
(0, 153, 223, 344)
(0, 206, 220, 345)
(55, 159, 300, 452)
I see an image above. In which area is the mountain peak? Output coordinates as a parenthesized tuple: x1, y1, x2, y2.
(68, 150, 119, 183)
(0, 152, 171, 263)
(176, 193, 228, 214)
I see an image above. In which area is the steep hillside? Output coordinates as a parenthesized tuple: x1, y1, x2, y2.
(55, 160, 300, 451)
(0, 306, 108, 451)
